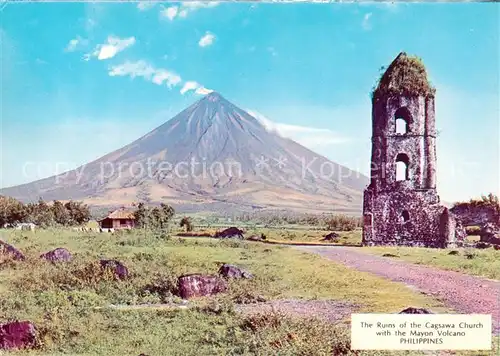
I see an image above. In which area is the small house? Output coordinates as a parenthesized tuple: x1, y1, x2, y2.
(99, 208, 136, 230)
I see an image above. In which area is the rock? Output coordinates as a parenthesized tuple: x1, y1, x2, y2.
(321, 232, 340, 242)
(447, 250, 459, 255)
(214, 227, 244, 239)
(0, 240, 25, 261)
(479, 223, 500, 245)
(399, 307, 433, 314)
(382, 253, 399, 258)
(233, 292, 267, 304)
(100, 259, 129, 280)
(40, 248, 73, 262)
(218, 264, 253, 279)
(0, 321, 36, 350)
(246, 235, 262, 242)
(177, 274, 227, 299)
(15, 223, 36, 231)
(474, 241, 491, 249)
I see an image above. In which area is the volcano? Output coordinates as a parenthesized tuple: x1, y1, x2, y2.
(1, 92, 368, 213)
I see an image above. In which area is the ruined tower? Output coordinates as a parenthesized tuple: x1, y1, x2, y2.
(363, 52, 463, 248)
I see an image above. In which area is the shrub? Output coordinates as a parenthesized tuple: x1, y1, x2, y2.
(324, 215, 360, 231)
(180, 217, 194, 232)
(465, 226, 481, 235)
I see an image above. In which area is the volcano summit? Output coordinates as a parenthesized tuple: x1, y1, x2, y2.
(1, 92, 368, 213)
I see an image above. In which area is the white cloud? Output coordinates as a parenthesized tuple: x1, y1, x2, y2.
(137, 2, 155, 11)
(198, 32, 215, 47)
(362, 13, 373, 31)
(182, 1, 220, 10)
(180, 81, 213, 95)
(109, 60, 181, 88)
(246, 110, 350, 147)
(162, 6, 179, 20)
(85, 35, 136, 61)
(108, 60, 209, 95)
(65, 36, 88, 52)
(180, 81, 199, 95)
(160, 1, 220, 21)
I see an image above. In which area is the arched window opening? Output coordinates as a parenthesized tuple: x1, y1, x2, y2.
(396, 119, 407, 134)
(395, 153, 410, 181)
(401, 210, 410, 223)
(394, 107, 412, 134)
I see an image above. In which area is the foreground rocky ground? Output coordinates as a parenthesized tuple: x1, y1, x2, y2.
(296, 246, 500, 335)
(0, 228, 449, 355)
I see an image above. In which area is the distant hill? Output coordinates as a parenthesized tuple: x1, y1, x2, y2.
(1, 92, 368, 214)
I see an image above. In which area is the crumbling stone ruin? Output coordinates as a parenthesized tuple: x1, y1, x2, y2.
(362, 52, 464, 248)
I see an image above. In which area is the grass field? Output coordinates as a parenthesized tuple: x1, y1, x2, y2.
(0, 227, 498, 355)
(361, 245, 500, 281)
(0, 227, 451, 355)
(249, 228, 500, 281)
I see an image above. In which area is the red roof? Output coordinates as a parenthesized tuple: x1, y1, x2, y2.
(103, 208, 135, 220)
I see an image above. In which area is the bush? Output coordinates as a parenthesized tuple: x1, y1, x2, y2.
(465, 226, 481, 235)
(324, 215, 360, 231)
(180, 217, 194, 232)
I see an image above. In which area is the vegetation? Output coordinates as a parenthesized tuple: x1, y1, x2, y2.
(362, 246, 500, 280)
(220, 211, 362, 231)
(134, 202, 175, 231)
(0, 228, 449, 355)
(180, 216, 194, 232)
(452, 193, 500, 213)
(243, 228, 362, 246)
(0, 196, 91, 228)
(372, 52, 436, 98)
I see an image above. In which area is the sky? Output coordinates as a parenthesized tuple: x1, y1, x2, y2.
(1, 1, 499, 203)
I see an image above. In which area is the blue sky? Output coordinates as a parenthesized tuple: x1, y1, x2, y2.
(1, 1, 498, 202)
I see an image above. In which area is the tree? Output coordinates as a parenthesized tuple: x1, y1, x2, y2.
(52, 200, 70, 226)
(64, 200, 91, 225)
(0, 196, 27, 226)
(160, 203, 175, 222)
(149, 207, 163, 230)
(28, 198, 55, 227)
(134, 202, 148, 228)
(180, 216, 193, 232)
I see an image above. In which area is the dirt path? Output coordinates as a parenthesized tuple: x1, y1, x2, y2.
(294, 246, 500, 334)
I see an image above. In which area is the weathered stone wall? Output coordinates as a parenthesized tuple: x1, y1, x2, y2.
(363, 187, 457, 248)
(450, 204, 500, 227)
(363, 55, 462, 248)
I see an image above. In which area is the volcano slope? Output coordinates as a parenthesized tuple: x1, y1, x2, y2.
(1, 92, 368, 214)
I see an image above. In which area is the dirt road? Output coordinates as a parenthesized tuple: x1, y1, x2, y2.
(294, 246, 500, 334)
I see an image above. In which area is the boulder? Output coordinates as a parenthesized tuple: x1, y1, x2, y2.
(399, 307, 433, 314)
(100, 259, 129, 280)
(0, 321, 36, 350)
(321, 232, 340, 242)
(246, 235, 262, 241)
(214, 227, 244, 239)
(0, 240, 25, 261)
(177, 274, 227, 299)
(474, 241, 491, 249)
(40, 247, 73, 262)
(479, 223, 500, 245)
(218, 264, 253, 279)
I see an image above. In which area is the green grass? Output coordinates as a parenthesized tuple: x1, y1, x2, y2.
(361, 246, 500, 281)
(246, 227, 363, 246)
(0, 228, 495, 355)
(253, 227, 499, 281)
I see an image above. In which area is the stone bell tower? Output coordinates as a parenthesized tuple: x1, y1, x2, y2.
(362, 52, 464, 248)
